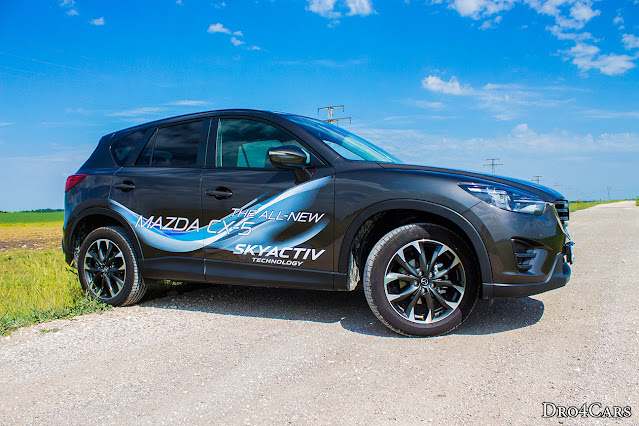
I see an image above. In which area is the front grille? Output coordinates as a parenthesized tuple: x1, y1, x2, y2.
(512, 239, 536, 272)
(554, 199, 569, 222)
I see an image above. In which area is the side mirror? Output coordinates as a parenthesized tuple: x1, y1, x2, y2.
(268, 145, 309, 170)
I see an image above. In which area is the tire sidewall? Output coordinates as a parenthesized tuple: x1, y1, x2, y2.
(78, 227, 137, 306)
(365, 224, 479, 336)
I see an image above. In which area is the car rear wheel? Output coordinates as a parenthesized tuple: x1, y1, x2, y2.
(363, 223, 479, 337)
(78, 226, 147, 306)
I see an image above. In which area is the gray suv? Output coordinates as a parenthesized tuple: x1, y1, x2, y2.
(63, 109, 573, 336)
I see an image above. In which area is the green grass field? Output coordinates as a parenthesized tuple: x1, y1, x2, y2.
(569, 199, 629, 212)
(0, 211, 64, 225)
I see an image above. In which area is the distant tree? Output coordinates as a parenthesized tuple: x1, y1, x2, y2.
(24, 208, 64, 213)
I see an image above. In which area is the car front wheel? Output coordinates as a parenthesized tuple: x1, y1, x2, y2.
(363, 223, 479, 337)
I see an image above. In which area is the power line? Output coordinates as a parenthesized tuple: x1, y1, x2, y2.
(483, 158, 503, 174)
(0, 51, 104, 75)
(0, 35, 167, 79)
(318, 105, 351, 126)
(0, 71, 79, 88)
(0, 64, 87, 84)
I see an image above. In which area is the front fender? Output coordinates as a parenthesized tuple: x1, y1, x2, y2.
(337, 199, 492, 287)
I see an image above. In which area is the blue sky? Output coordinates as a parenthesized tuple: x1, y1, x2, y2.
(1, 0, 638, 210)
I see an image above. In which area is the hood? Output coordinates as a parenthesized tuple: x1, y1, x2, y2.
(378, 163, 565, 202)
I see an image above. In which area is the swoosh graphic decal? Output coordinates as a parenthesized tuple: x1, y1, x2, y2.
(109, 176, 331, 253)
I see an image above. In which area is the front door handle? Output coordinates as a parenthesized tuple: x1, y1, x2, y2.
(114, 181, 136, 192)
(205, 187, 233, 200)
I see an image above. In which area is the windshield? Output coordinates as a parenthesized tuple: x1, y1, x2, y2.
(287, 115, 401, 163)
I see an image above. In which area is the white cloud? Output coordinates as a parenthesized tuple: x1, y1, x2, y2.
(230, 37, 245, 46)
(432, 0, 638, 76)
(166, 100, 209, 106)
(60, 0, 78, 16)
(90, 17, 105, 26)
(422, 75, 472, 95)
(415, 100, 445, 109)
(231, 38, 245, 47)
(0, 122, 14, 126)
(108, 107, 165, 117)
(307, 0, 373, 18)
(346, 0, 374, 16)
(207, 23, 231, 34)
(308, 0, 341, 18)
(207, 23, 260, 50)
(499, 124, 639, 153)
(581, 109, 639, 119)
(547, 25, 593, 41)
(569, 2, 599, 23)
(449, 0, 516, 20)
(622, 34, 639, 50)
(480, 20, 492, 30)
(565, 43, 637, 76)
(214, 2, 226, 8)
(176, 0, 183, 5)
(277, 57, 367, 67)
(421, 75, 574, 120)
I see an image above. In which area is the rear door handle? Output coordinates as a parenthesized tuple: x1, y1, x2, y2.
(205, 187, 233, 200)
(114, 181, 136, 192)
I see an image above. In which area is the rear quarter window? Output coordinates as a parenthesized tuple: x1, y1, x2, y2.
(110, 130, 148, 166)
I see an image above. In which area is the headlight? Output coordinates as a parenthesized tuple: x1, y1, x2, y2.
(459, 183, 546, 215)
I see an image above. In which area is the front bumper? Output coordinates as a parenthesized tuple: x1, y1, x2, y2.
(482, 252, 571, 298)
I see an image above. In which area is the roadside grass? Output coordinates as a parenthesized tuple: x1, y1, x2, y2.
(0, 211, 64, 225)
(0, 249, 110, 335)
(0, 247, 194, 336)
(569, 199, 629, 212)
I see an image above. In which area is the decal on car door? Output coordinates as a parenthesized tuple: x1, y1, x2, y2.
(109, 176, 331, 266)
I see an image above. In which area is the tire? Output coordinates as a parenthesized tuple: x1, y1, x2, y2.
(77, 226, 147, 306)
(363, 223, 479, 337)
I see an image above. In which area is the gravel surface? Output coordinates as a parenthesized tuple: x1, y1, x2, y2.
(1, 201, 637, 425)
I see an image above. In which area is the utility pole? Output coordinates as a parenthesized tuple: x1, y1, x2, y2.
(318, 105, 351, 126)
(483, 158, 503, 174)
(532, 176, 542, 184)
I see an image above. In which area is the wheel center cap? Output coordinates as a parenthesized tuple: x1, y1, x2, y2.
(420, 277, 428, 286)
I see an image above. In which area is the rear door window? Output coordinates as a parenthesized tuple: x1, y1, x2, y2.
(134, 121, 204, 167)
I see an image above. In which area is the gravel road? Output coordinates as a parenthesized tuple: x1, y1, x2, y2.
(1, 201, 637, 425)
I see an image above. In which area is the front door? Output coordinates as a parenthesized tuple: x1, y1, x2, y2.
(200, 118, 335, 289)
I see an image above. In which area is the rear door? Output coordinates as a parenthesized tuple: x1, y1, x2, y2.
(109, 119, 210, 282)
(200, 117, 335, 289)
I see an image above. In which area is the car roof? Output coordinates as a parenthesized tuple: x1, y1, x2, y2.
(110, 109, 303, 138)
